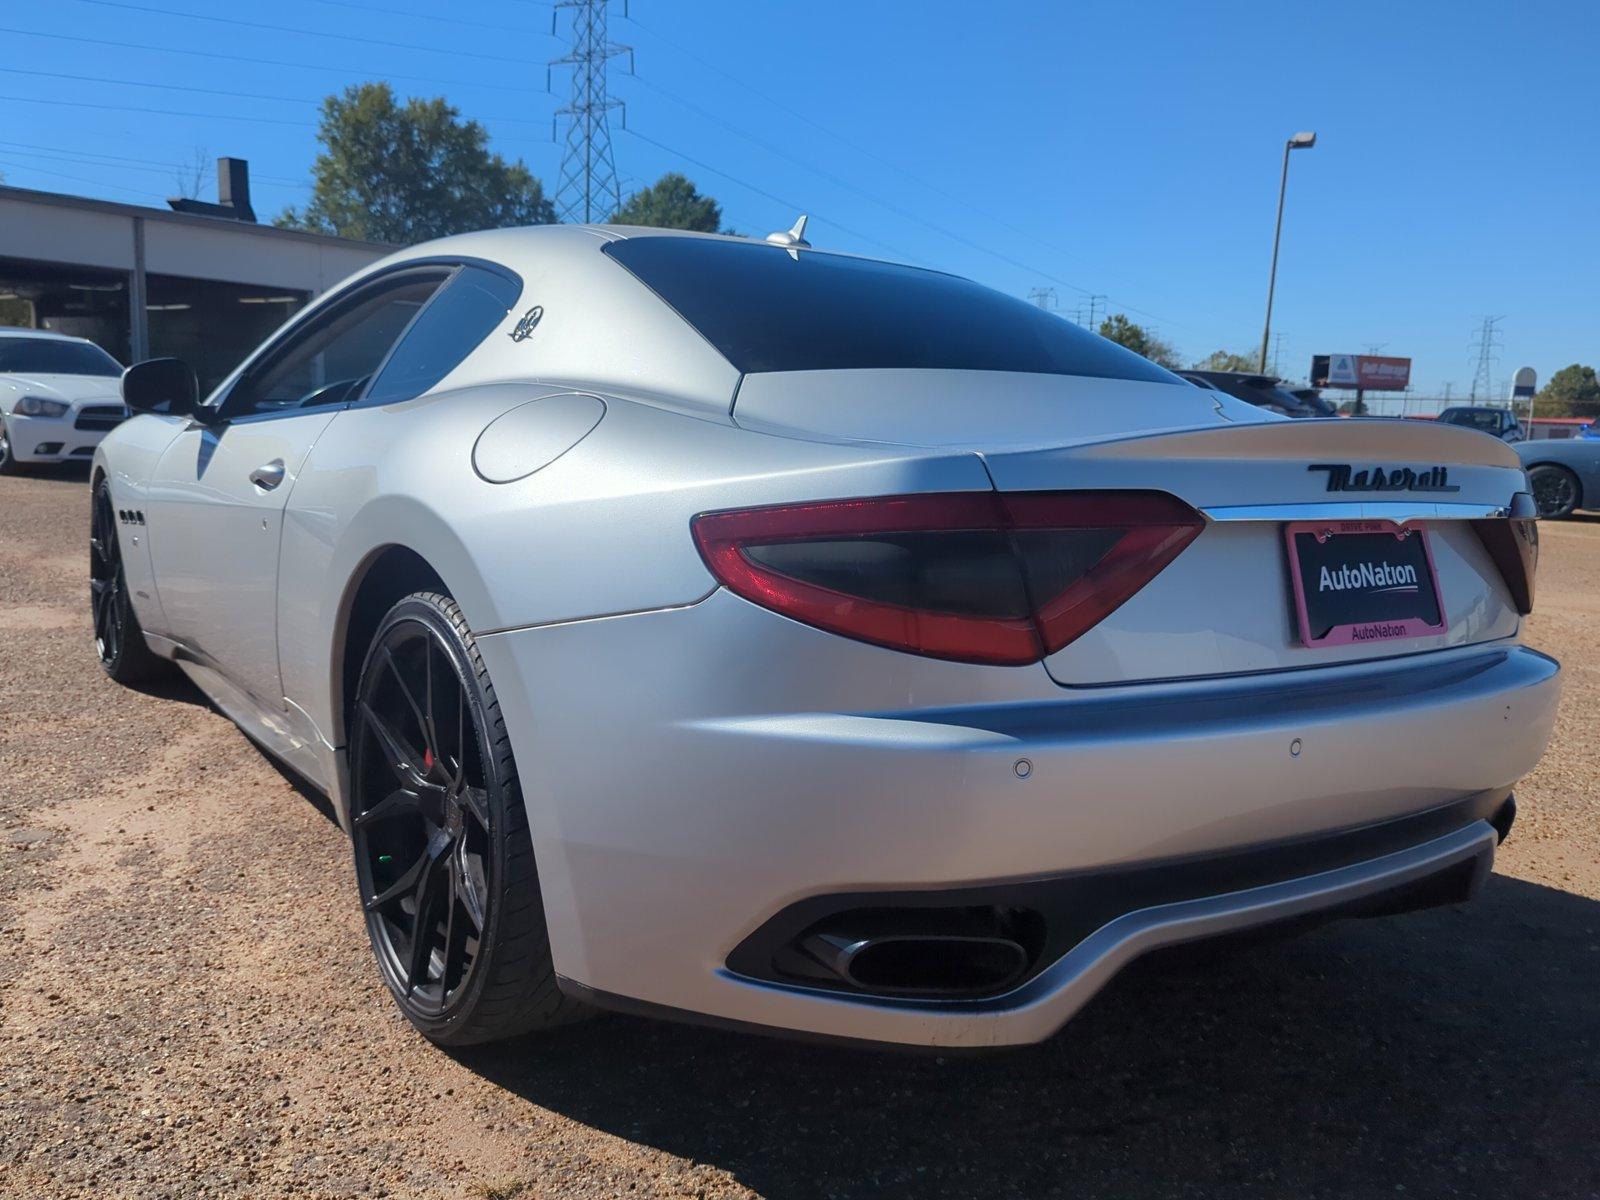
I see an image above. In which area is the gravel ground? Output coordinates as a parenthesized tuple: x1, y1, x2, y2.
(1, 465, 1596, 1200)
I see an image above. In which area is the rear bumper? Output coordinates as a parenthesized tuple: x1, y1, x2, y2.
(476, 590, 1561, 1048)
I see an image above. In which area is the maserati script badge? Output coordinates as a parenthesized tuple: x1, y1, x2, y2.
(1307, 463, 1461, 494)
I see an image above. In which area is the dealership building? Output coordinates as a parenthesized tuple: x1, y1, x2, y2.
(0, 160, 389, 394)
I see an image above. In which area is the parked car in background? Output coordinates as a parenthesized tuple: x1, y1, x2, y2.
(1179, 370, 1323, 418)
(0, 328, 127, 474)
(1437, 406, 1525, 442)
(1517, 435, 1600, 518)
(1289, 386, 1338, 416)
(91, 225, 1557, 1050)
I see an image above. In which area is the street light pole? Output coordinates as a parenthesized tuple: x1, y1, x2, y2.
(1259, 131, 1316, 374)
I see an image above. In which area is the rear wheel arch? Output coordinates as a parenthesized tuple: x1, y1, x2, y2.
(333, 545, 450, 752)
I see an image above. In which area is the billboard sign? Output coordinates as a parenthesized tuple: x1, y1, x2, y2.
(1312, 354, 1412, 391)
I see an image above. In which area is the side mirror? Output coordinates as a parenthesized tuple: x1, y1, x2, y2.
(122, 358, 208, 421)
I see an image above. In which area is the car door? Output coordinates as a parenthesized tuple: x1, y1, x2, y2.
(145, 266, 453, 712)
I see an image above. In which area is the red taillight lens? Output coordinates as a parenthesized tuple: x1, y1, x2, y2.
(691, 491, 1204, 665)
(1473, 492, 1539, 615)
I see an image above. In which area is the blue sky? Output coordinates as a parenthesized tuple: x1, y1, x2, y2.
(3, 0, 1595, 394)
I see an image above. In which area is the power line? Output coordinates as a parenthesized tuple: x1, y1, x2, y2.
(294, 0, 549, 34)
(0, 144, 312, 190)
(623, 69, 1107, 297)
(620, 127, 924, 263)
(0, 93, 314, 126)
(0, 139, 309, 187)
(0, 159, 167, 201)
(620, 9, 1190, 333)
(0, 67, 316, 108)
(62, 0, 539, 66)
(0, 67, 553, 128)
(0, 25, 546, 95)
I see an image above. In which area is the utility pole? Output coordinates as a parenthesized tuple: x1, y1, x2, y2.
(1028, 287, 1059, 312)
(1259, 131, 1317, 372)
(1468, 316, 1503, 402)
(1085, 294, 1106, 331)
(1271, 332, 1287, 376)
(550, 0, 630, 224)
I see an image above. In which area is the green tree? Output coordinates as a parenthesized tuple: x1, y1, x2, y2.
(1096, 313, 1181, 369)
(1535, 363, 1600, 418)
(1193, 349, 1261, 373)
(275, 83, 554, 244)
(610, 172, 725, 233)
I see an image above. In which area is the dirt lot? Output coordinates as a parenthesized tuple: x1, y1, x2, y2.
(0, 465, 1596, 1200)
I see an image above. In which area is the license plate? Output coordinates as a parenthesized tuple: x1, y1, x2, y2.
(1284, 520, 1447, 647)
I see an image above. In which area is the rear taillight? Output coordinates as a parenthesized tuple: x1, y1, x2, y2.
(1473, 492, 1539, 615)
(691, 491, 1203, 665)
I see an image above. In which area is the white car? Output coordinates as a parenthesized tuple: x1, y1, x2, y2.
(92, 225, 1559, 1050)
(0, 328, 129, 473)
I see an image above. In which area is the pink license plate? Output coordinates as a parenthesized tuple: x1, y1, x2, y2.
(1284, 519, 1448, 647)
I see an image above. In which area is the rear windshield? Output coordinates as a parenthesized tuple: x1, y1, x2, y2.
(602, 237, 1177, 382)
(0, 337, 122, 377)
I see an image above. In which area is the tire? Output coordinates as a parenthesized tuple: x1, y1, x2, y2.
(1527, 463, 1580, 520)
(90, 477, 168, 684)
(348, 591, 588, 1045)
(0, 417, 26, 476)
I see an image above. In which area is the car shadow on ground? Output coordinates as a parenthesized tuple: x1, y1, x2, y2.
(456, 874, 1599, 1198)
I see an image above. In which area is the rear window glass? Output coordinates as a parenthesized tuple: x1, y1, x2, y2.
(602, 237, 1177, 382)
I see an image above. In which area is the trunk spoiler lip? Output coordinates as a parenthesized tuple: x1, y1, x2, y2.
(1015, 416, 1524, 471)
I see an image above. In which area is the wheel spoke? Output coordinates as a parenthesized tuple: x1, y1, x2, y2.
(458, 785, 490, 830)
(455, 841, 487, 932)
(404, 850, 449, 989)
(381, 645, 435, 765)
(360, 701, 439, 792)
(423, 638, 440, 766)
(353, 786, 421, 829)
(364, 847, 428, 912)
(440, 859, 469, 990)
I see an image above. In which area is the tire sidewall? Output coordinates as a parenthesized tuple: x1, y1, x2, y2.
(0, 415, 19, 475)
(351, 593, 524, 1041)
(92, 478, 132, 676)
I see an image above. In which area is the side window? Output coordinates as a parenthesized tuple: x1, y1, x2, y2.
(360, 266, 522, 406)
(221, 269, 450, 419)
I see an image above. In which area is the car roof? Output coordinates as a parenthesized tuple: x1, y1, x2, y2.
(0, 326, 96, 345)
(1182, 370, 1280, 386)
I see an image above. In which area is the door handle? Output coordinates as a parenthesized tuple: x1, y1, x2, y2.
(249, 459, 286, 491)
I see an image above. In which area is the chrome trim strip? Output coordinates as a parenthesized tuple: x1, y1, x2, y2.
(1201, 500, 1512, 524)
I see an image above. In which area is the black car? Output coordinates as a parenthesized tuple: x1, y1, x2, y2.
(1436, 406, 1525, 442)
(1179, 370, 1331, 418)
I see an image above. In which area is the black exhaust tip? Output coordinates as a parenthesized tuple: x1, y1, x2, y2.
(794, 907, 1036, 998)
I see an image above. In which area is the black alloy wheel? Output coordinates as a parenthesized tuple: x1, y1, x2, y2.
(90, 478, 164, 682)
(349, 592, 584, 1044)
(1527, 464, 1579, 520)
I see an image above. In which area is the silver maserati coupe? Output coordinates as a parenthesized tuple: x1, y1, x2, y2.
(92, 224, 1560, 1049)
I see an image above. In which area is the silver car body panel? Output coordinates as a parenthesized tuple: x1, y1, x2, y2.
(90, 223, 1561, 1047)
